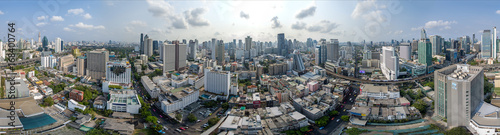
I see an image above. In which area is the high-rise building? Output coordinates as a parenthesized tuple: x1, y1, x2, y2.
(421, 28, 427, 39)
(87, 49, 109, 80)
(163, 41, 187, 72)
(42, 36, 48, 51)
(103, 61, 132, 93)
(380, 46, 399, 80)
(292, 51, 305, 73)
(245, 36, 252, 51)
(238, 39, 243, 49)
(204, 67, 234, 96)
(399, 43, 411, 61)
(429, 35, 443, 55)
(277, 33, 285, 56)
(153, 40, 159, 54)
(216, 40, 225, 65)
(315, 39, 327, 65)
(307, 38, 313, 48)
(77, 56, 86, 76)
(434, 64, 484, 127)
(140, 33, 144, 54)
(482, 30, 492, 59)
(418, 39, 432, 67)
(55, 37, 62, 53)
(188, 40, 196, 60)
(41, 55, 57, 69)
(460, 36, 471, 54)
(144, 35, 153, 57)
(493, 27, 497, 59)
(58, 55, 75, 73)
(327, 39, 340, 62)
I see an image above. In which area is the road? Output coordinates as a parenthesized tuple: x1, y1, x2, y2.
(311, 84, 360, 135)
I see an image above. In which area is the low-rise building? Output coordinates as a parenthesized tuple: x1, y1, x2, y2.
(107, 90, 141, 114)
(469, 102, 500, 135)
(360, 84, 400, 99)
(68, 99, 87, 111)
(160, 87, 199, 113)
(69, 89, 84, 102)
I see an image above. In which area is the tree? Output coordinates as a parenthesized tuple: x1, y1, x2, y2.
(146, 116, 158, 124)
(345, 128, 367, 135)
(329, 110, 339, 116)
(208, 117, 220, 126)
(222, 102, 229, 110)
(445, 127, 469, 135)
(43, 97, 54, 106)
(187, 113, 197, 122)
(341, 115, 350, 121)
(176, 113, 182, 121)
(314, 116, 329, 127)
(412, 99, 428, 115)
(299, 126, 309, 133)
(87, 128, 111, 135)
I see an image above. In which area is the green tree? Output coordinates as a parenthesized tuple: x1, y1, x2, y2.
(145, 116, 158, 124)
(345, 128, 367, 135)
(314, 116, 329, 127)
(176, 113, 182, 121)
(43, 97, 54, 106)
(412, 99, 428, 115)
(329, 110, 339, 116)
(299, 126, 309, 133)
(341, 115, 350, 121)
(208, 117, 220, 126)
(187, 113, 197, 122)
(222, 102, 229, 110)
(87, 128, 111, 135)
(445, 127, 469, 135)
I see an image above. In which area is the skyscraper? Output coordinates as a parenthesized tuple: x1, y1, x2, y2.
(42, 36, 48, 51)
(144, 35, 153, 57)
(380, 46, 399, 80)
(277, 33, 285, 56)
(418, 39, 432, 67)
(245, 36, 252, 51)
(163, 41, 187, 72)
(399, 43, 411, 61)
(482, 30, 492, 59)
(77, 56, 86, 76)
(153, 40, 159, 54)
(87, 49, 109, 80)
(421, 28, 427, 39)
(188, 40, 197, 60)
(216, 40, 225, 65)
(429, 35, 443, 55)
(434, 64, 484, 127)
(55, 37, 62, 53)
(327, 39, 340, 62)
(140, 33, 144, 54)
(493, 27, 497, 59)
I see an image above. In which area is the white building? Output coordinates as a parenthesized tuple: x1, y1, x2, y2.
(469, 102, 500, 135)
(102, 61, 132, 93)
(68, 99, 87, 111)
(55, 37, 61, 53)
(399, 43, 411, 61)
(204, 67, 235, 96)
(360, 84, 400, 99)
(380, 46, 399, 80)
(142, 76, 160, 98)
(159, 87, 199, 113)
(107, 90, 141, 114)
(41, 55, 57, 69)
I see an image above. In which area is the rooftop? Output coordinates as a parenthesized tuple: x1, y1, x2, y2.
(108, 90, 140, 106)
(472, 102, 500, 127)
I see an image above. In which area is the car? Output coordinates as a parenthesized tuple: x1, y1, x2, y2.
(197, 120, 201, 122)
(176, 129, 182, 132)
(337, 119, 341, 122)
(157, 120, 160, 124)
(331, 117, 335, 120)
(319, 127, 324, 130)
(163, 127, 168, 130)
(343, 109, 346, 112)
(179, 127, 186, 130)
(307, 129, 313, 132)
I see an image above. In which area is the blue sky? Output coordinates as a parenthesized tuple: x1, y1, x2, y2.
(1, 0, 500, 43)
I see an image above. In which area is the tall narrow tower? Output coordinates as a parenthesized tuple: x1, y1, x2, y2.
(493, 27, 497, 59)
(38, 32, 41, 43)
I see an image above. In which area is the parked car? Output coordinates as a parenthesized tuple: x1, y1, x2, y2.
(319, 127, 324, 130)
(176, 129, 182, 132)
(179, 127, 186, 130)
(197, 120, 201, 122)
(337, 119, 341, 122)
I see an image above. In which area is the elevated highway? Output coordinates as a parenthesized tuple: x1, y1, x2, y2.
(325, 68, 434, 84)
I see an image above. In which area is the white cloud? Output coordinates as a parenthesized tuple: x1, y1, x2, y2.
(424, 20, 457, 29)
(496, 10, 500, 14)
(270, 16, 282, 29)
(69, 22, 105, 30)
(307, 20, 338, 33)
(214, 32, 220, 36)
(83, 13, 92, 19)
(184, 8, 210, 27)
(0, 10, 4, 15)
(240, 11, 249, 19)
(291, 21, 307, 30)
(36, 22, 47, 26)
(411, 27, 423, 31)
(296, 6, 316, 19)
(351, 0, 388, 23)
(393, 30, 403, 35)
(68, 8, 85, 15)
(63, 27, 74, 32)
(50, 16, 64, 21)
(37, 16, 48, 21)
(146, 0, 188, 29)
(130, 20, 147, 27)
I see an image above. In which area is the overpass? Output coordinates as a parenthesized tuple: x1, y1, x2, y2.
(0, 53, 67, 69)
(325, 68, 434, 84)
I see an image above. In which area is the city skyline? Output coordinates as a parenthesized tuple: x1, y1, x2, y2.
(2, 0, 500, 43)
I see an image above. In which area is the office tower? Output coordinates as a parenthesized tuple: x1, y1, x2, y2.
(493, 27, 497, 59)
(103, 61, 132, 93)
(42, 36, 48, 51)
(87, 49, 109, 80)
(0, 42, 3, 60)
(41, 55, 57, 68)
(380, 46, 399, 80)
(77, 56, 86, 76)
(238, 39, 243, 49)
(38, 32, 41, 43)
(189, 40, 196, 60)
(204, 67, 234, 95)
(182, 39, 187, 44)
(327, 39, 340, 62)
(153, 40, 159, 54)
(434, 64, 484, 127)
(140, 33, 144, 54)
(421, 28, 427, 39)
(58, 55, 75, 73)
(277, 33, 285, 56)
(482, 30, 492, 59)
(473, 34, 475, 44)
(163, 41, 187, 72)
(461, 36, 471, 54)
(399, 43, 411, 61)
(418, 39, 432, 67)
(216, 40, 224, 65)
(307, 38, 313, 48)
(144, 35, 153, 57)
(55, 37, 61, 53)
(292, 51, 305, 72)
(429, 35, 443, 55)
(411, 40, 419, 52)
(245, 36, 252, 51)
